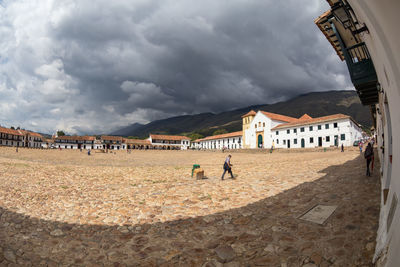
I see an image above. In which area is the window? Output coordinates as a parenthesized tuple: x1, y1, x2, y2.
(325, 124, 329, 129)
(341, 134, 345, 140)
(294, 128, 297, 133)
(276, 131, 279, 135)
(283, 140, 286, 145)
(326, 136, 330, 142)
(263, 122, 265, 127)
(258, 122, 261, 127)
(300, 127, 305, 132)
(276, 139, 279, 144)
(287, 129, 290, 134)
(310, 137, 314, 143)
(294, 139, 297, 144)
(309, 126, 313, 131)
(255, 124, 257, 128)
(318, 125, 321, 130)
(334, 122, 338, 128)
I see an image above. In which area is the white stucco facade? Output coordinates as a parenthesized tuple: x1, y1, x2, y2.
(243, 111, 290, 149)
(149, 134, 191, 150)
(242, 111, 363, 149)
(316, 1, 400, 265)
(195, 132, 242, 150)
(343, 1, 400, 265)
(273, 118, 363, 149)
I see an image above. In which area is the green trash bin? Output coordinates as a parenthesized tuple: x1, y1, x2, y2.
(324, 148, 327, 152)
(192, 164, 200, 177)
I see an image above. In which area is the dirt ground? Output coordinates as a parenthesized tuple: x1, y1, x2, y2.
(0, 147, 380, 266)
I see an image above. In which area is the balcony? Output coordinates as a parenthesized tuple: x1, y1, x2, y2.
(344, 43, 379, 105)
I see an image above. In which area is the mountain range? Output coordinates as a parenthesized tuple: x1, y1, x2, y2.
(111, 90, 372, 139)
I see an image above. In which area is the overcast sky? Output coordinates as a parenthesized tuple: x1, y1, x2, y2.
(0, 0, 353, 134)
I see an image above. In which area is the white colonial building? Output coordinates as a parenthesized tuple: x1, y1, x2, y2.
(54, 136, 96, 149)
(272, 114, 363, 149)
(148, 134, 191, 150)
(0, 126, 24, 147)
(193, 131, 242, 150)
(242, 110, 363, 149)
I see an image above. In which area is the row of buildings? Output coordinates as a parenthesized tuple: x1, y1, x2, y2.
(1, 111, 364, 151)
(0, 128, 193, 150)
(51, 134, 191, 150)
(0, 126, 44, 148)
(192, 112, 364, 150)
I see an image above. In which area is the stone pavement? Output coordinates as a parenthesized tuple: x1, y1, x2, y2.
(0, 148, 380, 266)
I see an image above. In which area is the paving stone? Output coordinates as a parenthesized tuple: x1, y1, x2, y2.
(0, 148, 381, 265)
(215, 245, 236, 263)
(49, 229, 64, 237)
(3, 249, 16, 263)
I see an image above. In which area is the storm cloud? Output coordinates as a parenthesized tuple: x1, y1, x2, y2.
(0, 0, 352, 134)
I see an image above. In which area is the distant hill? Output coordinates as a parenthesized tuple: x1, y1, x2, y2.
(111, 90, 372, 138)
(110, 123, 144, 136)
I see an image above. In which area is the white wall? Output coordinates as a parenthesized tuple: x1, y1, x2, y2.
(273, 119, 361, 149)
(199, 136, 242, 150)
(244, 112, 274, 149)
(346, 1, 400, 265)
(0, 139, 23, 147)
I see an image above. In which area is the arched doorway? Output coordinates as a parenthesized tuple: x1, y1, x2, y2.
(301, 138, 305, 148)
(257, 134, 263, 148)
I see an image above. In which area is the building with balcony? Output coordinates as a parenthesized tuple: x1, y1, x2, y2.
(123, 138, 152, 150)
(316, 1, 399, 265)
(0, 126, 23, 147)
(100, 136, 123, 150)
(148, 134, 191, 150)
(18, 130, 43, 148)
(54, 136, 96, 149)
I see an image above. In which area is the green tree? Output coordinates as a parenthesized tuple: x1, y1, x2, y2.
(57, 130, 66, 136)
(213, 129, 228, 136)
(127, 136, 140, 139)
(10, 126, 15, 130)
(188, 133, 204, 141)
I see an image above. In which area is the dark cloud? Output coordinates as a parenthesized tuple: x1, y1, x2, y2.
(0, 0, 352, 134)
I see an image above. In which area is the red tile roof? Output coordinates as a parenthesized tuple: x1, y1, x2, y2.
(150, 134, 190, 141)
(241, 110, 257, 118)
(101, 136, 123, 141)
(298, 114, 313, 121)
(260, 111, 298, 123)
(123, 139, 151, 145)
(0, 126, 23, 136)
(18, 130, 43, 138)
(55, 136, 96, 141)
(272, 114, 351, 130)
(196, 131, 242, 142)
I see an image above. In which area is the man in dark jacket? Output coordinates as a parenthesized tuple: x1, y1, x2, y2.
(364, 143, 374, 176)
(221, 155, 234, 180)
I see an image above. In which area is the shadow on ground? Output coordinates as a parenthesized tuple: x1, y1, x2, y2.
(0, 154, 380, 266)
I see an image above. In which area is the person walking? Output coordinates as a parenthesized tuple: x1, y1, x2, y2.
(341, 143, 344, 152)
(221, 155, 234, 180)
(364, 143, 374, 176)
